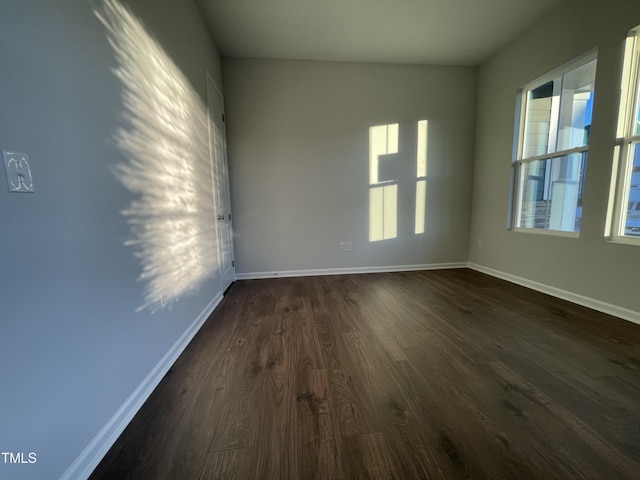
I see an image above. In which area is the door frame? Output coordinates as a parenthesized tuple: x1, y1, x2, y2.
(206, 71, 236, 292)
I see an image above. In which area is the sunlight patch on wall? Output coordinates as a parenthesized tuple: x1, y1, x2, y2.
(96, 0, 219, 311)
(369, 121, 428, 241)
(415, 120, 428, 234)
(369, 124, 399, 242)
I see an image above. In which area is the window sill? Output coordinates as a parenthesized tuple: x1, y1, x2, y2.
(511, 227, 580, 239)
(606, 235, 640, 246)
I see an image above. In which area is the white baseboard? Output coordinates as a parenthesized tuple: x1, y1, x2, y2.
(236, 262, 468, 280)
(59, 292, 224, 480)
(468, 263, 640, 326)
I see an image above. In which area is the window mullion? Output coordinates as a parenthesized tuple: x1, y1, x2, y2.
(514, 161, 526, 227)
(626, 45, 640, 137)
(516, 91, 527, 162)
(618, 144, 635, 236)
(611, 143, 628, 237)
(554, 72, 565, 154)
(521, 145, 589, 164)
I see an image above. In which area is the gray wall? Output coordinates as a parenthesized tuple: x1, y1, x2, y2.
(223, 59, 477, 275)
(469, 0, 640, 313)
(0, 1, 222, 478)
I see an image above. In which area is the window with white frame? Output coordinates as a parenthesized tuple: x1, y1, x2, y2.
(511, 52, 597, 234)
(609, 26, 640, 241)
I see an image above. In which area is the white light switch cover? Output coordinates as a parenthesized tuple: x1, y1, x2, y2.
(3, 150, 34, 192)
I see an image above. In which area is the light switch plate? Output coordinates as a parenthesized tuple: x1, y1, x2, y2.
(3, 150, 34, 192)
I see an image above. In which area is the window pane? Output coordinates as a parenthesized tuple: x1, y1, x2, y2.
(623, 142, 640, 236)
(517, 153, 586, 232)
(523, 79, 559, 158)
(616, 36, 636, 137)
(557, 60, 596, 151)
(521, 59, 596, 159)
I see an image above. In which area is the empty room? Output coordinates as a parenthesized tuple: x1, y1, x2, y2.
(1, 0, 640, 479)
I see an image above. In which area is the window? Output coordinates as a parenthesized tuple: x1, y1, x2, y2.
(511, 52, 597, 234)
(609, 26, 640, 242)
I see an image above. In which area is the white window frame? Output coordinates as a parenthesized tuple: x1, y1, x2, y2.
(608, 26, 640, 245)
(510, 50, 597, 237)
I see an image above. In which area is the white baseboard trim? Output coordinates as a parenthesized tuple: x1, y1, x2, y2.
(468, 262, 640, 326)
(59, 292, 224, 480)
(236, 262, 468, 280)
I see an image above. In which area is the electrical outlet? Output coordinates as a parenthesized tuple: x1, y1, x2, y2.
(340, 242, 346, 252)
(477, 238, 483, 248)
(346, 241, 352, 251)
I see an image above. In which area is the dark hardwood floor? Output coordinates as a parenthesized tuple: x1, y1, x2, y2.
(89, 269, 640, 479)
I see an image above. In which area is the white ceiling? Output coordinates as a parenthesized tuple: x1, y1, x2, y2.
(197, 0, 566, 66)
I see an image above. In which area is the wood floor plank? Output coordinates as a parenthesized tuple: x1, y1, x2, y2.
(296, 368, 345, 479)
(199, 448, 251, 480)
(341, 431, 400, 480)
(328, 368, 379, 437)
(90, 270, 640, 480)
